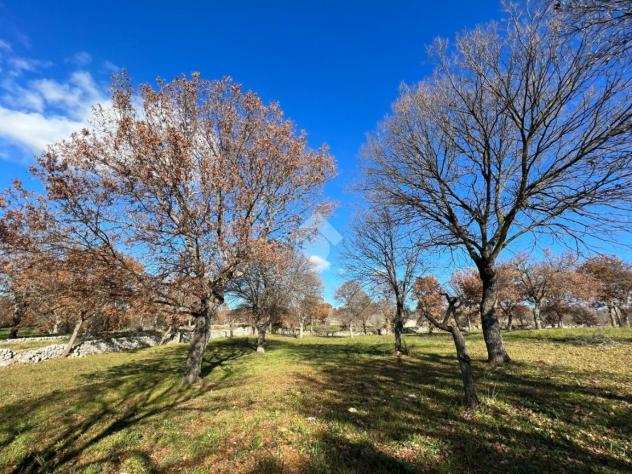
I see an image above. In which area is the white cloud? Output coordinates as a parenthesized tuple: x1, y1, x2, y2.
(308, 255, 331, 273)
(0, 40, 11, 52)
(69, 51, 92, 66)
(0, 47, 108, 157)
(0, 106, 85, 153)
(102, 60, 121, 74)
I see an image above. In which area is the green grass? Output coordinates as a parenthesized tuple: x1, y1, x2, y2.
(0, 328, 631, 473)
(0, 338, 69, 352)
(0, 327, 48, 341)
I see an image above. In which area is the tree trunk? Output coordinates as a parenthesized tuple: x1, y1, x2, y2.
(393, 302, 405, 355)
(533, 303, 542, 330)
(507, 311, 513, 331)
(52, 315, 60, 335)
(614, 306, 625, 327)
(427, 316, 434, 334)
(229, 320, 234, 338)
(478, 263, 510, 364)
(63, 315, 85, 357)
(256, 323, 267, 353)
(427, 296, 479, 410)
(9, 298, 25, 339)
(449, 324, 479, 409)
(614, 306, 622, 326)
(362, 321, 367, 335)
(160, 324, 177, 345)
(299, 320, 304, 339)
(184, 298, 216, 384)
(608, 305, 617, 327)
(349, 323, 354, 337)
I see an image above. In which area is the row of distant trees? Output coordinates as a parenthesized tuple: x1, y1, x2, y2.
(0, 224, 333, 355)
(332, 252, 631, 339)
(417, 253, 632, 331)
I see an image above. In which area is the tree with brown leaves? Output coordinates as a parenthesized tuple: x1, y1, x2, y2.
(413, 275, 445, 334)
(231, 247, 320, 351)
(579, 255, 632, 327)
(28, 74, 334, 383)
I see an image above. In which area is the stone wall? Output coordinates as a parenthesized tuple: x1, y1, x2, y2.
(0, 333, 161, 368)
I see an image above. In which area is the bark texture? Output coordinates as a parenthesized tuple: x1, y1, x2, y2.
(184, 298, 216, 384)
(479, 264, 510, 364)
(63, 315, 85, 357)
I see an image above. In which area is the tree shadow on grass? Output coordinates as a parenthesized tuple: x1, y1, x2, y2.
(502, 332, 632, 347)
(2, 339, 254, 473)
(265, 338, 632, 473)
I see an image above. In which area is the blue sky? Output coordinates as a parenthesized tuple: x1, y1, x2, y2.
(2, 1, 628, 304)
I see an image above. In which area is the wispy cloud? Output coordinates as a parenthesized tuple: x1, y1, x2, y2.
(68, 51, 92, 67)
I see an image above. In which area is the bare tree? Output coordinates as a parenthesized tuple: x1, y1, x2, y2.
(291, 270, 324, 338)
(335, 281, 374, 335)
(364, 3, 632, 363)
(28, 74, 334, 383)
(342, 208, 423, 354)
(554, 0, 632, 54)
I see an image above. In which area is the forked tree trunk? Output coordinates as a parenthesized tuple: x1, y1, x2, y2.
(533, 303, 542, 329)
(160, 324, 177, 345)
(63, 314, 86, 357)
(184, 298, 217, 384)
(427, 296, 479, 410)
(478, 263, 510, 364)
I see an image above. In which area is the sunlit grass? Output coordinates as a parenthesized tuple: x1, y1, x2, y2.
(0, 327, 630, 472)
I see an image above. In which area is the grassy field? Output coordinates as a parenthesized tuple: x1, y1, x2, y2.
(0, 328, 631, 473)
(0, 328, 49, 341)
